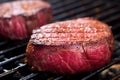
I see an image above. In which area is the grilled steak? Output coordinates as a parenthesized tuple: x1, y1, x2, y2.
(0, 0, 52, 40)
(26, 18, 114, 74)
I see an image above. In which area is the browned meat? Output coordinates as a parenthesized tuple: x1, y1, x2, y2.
(26, 18, 114, 74)
(0, 0, 52, 40)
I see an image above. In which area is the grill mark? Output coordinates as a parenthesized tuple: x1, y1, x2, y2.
(36, 25, 109, 33)
(32, 32, 111, 45)
(32, 32, 110, 37)
(31, 18, 111, 45)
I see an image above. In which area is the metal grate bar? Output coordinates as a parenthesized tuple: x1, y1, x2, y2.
(81, 57, 120, 80)
(20, 73, 38, 80)
(46, 0, 59, 4)
(0, 54, 25, 66)
(70, 4, 117, 19)
(114, 34, 120, 40)
(0, 43, 27, 55)
(103, 13, 120, 23)
(52, 0, 79, 10)
(19, 73, 65, 80)
(0, 41, 8, 47)
(112, 23, 120, 29)
(114, 40, 120, 53)
(95, 8, 120, 20)
(46, 0, 64, 4)
(54, 1, 105, 20)
(0, 55, 4, 59)
(54, 76, 64, 80)
(112, 24, 120, 35)
(0, 63, 26, 78)
(53, 0, 92, 16)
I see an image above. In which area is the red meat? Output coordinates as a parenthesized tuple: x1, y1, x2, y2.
(26, 18, 114, 74)
(0, 0, 52, 40)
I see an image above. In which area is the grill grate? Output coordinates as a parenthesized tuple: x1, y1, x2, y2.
(0, 0, 120, 80)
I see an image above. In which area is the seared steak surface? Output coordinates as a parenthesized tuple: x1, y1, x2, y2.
(0, 0, 52, 40)
(26, 18, 114, 74)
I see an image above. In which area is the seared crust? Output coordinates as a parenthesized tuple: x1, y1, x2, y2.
(0, 0, 51, 17)
(31, 18, 114, 51)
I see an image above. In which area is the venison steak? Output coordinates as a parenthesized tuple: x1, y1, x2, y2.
(0, 0, 52, 40)
(26, 18, 114, 74)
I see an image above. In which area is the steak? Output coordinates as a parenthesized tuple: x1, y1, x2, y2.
(0, 0, 52, 40)
(26, 18, 114, 74)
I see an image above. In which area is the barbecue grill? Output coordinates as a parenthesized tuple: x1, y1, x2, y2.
(0, 0, 120, 80)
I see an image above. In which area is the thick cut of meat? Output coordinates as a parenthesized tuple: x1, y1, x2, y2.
(0, 0, 52, 40)
(26, 18, 114, 74)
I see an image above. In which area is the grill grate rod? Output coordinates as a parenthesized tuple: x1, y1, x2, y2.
(114, 34, 120, 40)
(0, 55, 4, 60)
(46, 0, 59, 4)
(19, 72, 64, 80)
(0, 43, 27, 55)
(114, 40, 120, 52)
(0, 41, 8, 47)
(103, 13, 120, 23)
(52, 0, 79, 10)
(70, 5, 117, 19)
(81, 57, 120, 80)
(19, 73, 64, 80)
(112, 24, 120, 31)
(0, 54, 25, 66)
(53, 0, 92, 16)
(0, 63, 26, 78)
(54, 76, 64, 80)
(46, 0, 66, 4)
(96, 9, 120, 20)
(20, 73, 38, 80)
(54, 0, 105, 20)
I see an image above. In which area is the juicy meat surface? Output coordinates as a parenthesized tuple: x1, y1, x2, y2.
(26, 18, 114, 74)
(0, 0, 52, 40)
